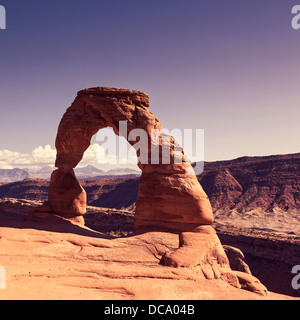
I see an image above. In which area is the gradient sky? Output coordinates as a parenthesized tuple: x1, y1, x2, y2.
(0, 0, 299, 167)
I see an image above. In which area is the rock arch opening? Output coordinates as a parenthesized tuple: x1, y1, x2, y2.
(92, 126, 140, 170)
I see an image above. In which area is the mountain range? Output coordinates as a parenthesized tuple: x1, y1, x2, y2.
(0, 165, 141, 182)
(0, 168, 29, 183)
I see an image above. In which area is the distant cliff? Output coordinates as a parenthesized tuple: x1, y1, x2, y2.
(198, 153, 300, 214)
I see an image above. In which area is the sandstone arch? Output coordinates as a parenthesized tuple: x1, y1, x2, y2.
(30, 87, 268, 294)
(46, 87, 213, 231)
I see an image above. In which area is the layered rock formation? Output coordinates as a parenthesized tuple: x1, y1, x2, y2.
(198, 153, 300, 214)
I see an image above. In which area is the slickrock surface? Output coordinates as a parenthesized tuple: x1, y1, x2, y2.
(0, 217, 294, 300)
(0, 198, 299, 299)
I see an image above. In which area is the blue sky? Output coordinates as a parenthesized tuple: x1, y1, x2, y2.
(0, 0, 299, 169)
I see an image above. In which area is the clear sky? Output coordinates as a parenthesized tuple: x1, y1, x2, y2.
(0, 0, 299, 169)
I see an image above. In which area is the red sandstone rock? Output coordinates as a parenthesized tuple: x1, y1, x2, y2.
(48, 169, 86, 216)
(223, 245, 252, 274)
(48, 87, 213, 227)
(161, 226, 229, 268)
(233, 271, 268, 296)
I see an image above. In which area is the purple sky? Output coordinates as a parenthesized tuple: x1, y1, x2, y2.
(0, 0, 299, 168)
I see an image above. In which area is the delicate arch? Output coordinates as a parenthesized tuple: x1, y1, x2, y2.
(46, 87, 213, 231)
